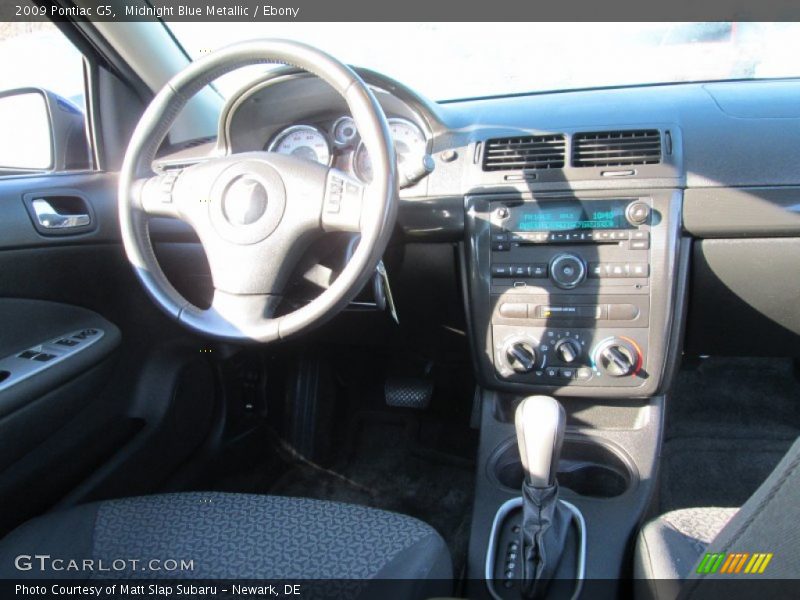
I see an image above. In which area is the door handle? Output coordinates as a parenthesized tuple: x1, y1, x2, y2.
(31, 198, 91, 229)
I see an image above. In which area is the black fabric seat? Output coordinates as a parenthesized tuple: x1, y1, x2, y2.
(635, 507, 738, 581)
(636, 437, 800, 599)
(0, 492, 452, 594)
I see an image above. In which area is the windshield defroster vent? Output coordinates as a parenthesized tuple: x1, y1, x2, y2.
(572, 129, 661, 167)
(482, 134, 566, 171)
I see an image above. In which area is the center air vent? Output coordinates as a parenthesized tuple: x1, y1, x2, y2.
(482, 134, 566, 171)
(572, 130, 661, 167)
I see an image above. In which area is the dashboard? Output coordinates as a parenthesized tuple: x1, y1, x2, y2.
(156, 68, 800, 398)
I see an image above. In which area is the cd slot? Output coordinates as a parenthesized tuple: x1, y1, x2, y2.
(509, 230, 632, 244)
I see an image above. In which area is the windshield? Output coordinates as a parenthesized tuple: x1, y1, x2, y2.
(169, 22, 800, 101)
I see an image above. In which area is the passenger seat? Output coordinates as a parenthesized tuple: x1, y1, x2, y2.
(635, 437, 800, 598)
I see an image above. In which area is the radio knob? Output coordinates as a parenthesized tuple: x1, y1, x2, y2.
(549, 253, 586, 290)
(593, 338, 641, 377)
(625, 201, 651, 226)
(554, 338, 581, 364)
(505, 341, 538, 374)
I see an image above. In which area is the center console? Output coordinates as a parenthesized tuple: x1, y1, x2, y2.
(463, 187, 690, 597)
(464, 189, 684, 399)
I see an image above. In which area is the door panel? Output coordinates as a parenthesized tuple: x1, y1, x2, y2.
(0, 171, 216, 535)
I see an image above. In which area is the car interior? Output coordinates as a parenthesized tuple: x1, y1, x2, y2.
(1, 12, 800, 600)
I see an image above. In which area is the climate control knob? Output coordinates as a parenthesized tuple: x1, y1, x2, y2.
(593, 337, 641, 377)
(554, 338, 581, 364)
(504, 341, 538, 374)
(549, 253, 586, 290)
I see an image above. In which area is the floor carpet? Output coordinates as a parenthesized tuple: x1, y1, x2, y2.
(659, 357, 800, 513)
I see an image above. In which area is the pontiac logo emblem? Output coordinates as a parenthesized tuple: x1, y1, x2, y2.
(222, 177, 267, 226)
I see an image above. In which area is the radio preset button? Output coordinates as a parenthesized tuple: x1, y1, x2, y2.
(528, 263, 548, 278)
(630, 238, 650, 250)
(510, 264, 528, 277)
(587, 262, 650, 279)
(492, 233, 509, 242)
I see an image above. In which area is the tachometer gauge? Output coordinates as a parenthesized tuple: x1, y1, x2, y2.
(354, 118, 428, 186)
(332, 116, 358, 147)
(267, 125, 331, 165)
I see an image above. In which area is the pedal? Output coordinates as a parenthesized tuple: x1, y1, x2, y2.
(385, 376, 433, 410)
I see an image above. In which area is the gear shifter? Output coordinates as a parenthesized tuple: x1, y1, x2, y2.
(515, 396, 570, 599)
(515, 395, 566, 488)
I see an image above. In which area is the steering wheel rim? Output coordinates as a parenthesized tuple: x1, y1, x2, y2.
(118, 40, 398, 343)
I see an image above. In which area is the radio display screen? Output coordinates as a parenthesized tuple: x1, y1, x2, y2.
(510, 200, 633, 231)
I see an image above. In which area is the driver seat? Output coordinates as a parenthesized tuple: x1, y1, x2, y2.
(0, 492, 452, 594)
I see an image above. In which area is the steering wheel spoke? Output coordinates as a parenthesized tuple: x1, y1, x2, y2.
(179, 290, 282, 342)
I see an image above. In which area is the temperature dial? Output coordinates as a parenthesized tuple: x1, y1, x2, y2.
(593, 337, 642, 377)
(505, 341, 538, 374)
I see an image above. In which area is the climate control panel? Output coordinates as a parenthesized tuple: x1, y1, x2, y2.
(493, 325, 647, 388)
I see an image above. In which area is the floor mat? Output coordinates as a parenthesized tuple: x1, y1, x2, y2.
(268, 419, 475, 576)
(660, 357, 800, 513)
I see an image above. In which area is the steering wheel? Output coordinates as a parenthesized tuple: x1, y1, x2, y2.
(118, 40, 398, 343)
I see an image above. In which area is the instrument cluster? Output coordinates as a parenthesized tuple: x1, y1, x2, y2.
(266, 116, 430, 188)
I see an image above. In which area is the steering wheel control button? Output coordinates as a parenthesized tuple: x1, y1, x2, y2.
(322, 171, 364, 233)
(625, 201, 651, 225)
(549, 253, 586, 289)
(223, 177, 268, 225)
(326, 175, 344, 214)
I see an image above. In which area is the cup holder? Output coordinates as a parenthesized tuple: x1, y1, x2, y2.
(490, 437, 635, 498)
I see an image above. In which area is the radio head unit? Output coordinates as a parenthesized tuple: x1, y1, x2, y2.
(502, 198, 641, 232)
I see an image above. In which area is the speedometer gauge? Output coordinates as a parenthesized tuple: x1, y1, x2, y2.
(267, 125, 331, 165)
(354, 118, 427, 185)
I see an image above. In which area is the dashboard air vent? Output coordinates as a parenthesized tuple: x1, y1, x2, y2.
(482, 134, 566, 171)
(572, 130, 661, 167)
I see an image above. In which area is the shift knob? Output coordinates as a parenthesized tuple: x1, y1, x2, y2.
(515, 395, 566, 488)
